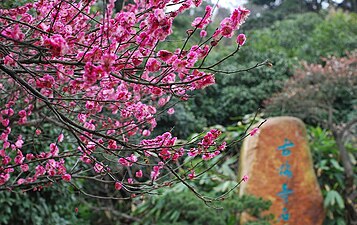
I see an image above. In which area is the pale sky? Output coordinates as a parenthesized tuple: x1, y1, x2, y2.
(166, 0, 247, 13)
(215, 0, 247, 9)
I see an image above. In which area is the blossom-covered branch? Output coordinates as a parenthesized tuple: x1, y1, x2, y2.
(0, 0, 251, 198)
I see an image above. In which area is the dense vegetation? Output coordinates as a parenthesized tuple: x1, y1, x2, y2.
(0, 0, 356, 224)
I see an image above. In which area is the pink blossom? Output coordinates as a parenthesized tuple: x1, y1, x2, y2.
(118, 154, 138, 167)
(217, 142, 227, 151)
(202, 153, 213, 160)
(193, 0, 203, 7)
(0, 173, 10, 185)
(159, 148, 171, 160)
(80, 154, 92, 164)
(142, 130, 151, 137)
(4, 55, 16, 66)
(3, 141, 10, 149)
(2, 155, 11, 165)
(49, 143, 59, 156)
(15, 139, 24, 148)
(146, 58, 161, 72)
(221, 25, 234, 38)
(151, 87, 163, 96)
(230, 7, 250, 28)
(136, 170, 143, 178)
(115, 181, 122, 190)
(43, 34, 68, 57)
(18, 110, 27, 118)
(157, 50, 173, 62)
(242, 175, 249, 182)
(4, 167, 14, 173)
(188, 148, 198, 157)
(26, 153, 35, 161)
(236, 34, 246, 46)
(77, 114, 87, 123)
(48, 169, 56, 176)
(191, 6, 213, 29)
(58, 133, 64, 143)
(249, 127, 259, 136)
(35, 165, 46, 177)
(150, 165, 161, 181)
(108, 140, 117, 149)
(192, 72, 215, 89)
(1, 108, 14, 116)
(200, 30, 207, 37)
(14, 151, 24, 164)
(102, 53, 116, 72)
(93, 163, 104, 173)
(158, 96, 170, 107)
(167, 108, 175, 115)
(0, 0, 253, 193)
(17, 178, 26, 185)
(188, 170, 195, 180)
(62, 174, 71, 182)
(20, 164, 29, 172)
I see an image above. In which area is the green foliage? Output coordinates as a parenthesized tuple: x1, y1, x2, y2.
(163, 11, 357, 139)
(155, 104, 208, 139)
(308, 126, 357, 225)
(132, 189, 271, 225)
(245, 0, 311, 30)
(264, 52, 357, 126)
(131, 152, 272, 225)
(304, 10, 357, 62)
(182, 47, 293, 130)
(0, 0, 33, 9)
(134, 116, 271, 225)
(248, 12, 324, 59)
(0, 185, 85, 225)
(248, 11, 357, 62)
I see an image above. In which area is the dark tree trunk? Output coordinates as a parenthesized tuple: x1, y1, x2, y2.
(333, 131, 357, 225)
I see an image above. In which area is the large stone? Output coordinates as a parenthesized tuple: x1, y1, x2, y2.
(239, 116, 325, 224)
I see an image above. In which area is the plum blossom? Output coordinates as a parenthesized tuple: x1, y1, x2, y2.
(167, 108, 175, 115)
(115, 181, 122, 190)
(62, 174, 71, 182)
(0, 0, 252, 193)
(249, 127, 260, 136)
(188, 170, 196, 180)
(242, 175, 249, 182)
(136, 170, 143, 178)
(118, 154, 138, 167)
(93, 163, 105, 173)
(43, 34, 68, 57)
(237, 33, 246, 46)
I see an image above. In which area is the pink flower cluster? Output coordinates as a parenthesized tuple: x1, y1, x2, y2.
(215, 7, 250, 39)
(151, 161, 164, 181)
(140, 132, 182, 161)
(191, 6, 213, 29)
(188, 129, 226, 160)
(118, 154, 138, 167)
(0, 0, 250, 191)
(42, 34, 68, 57)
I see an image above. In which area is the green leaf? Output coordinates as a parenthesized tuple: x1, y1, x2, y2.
(169, 210, 180, 221)
(335, 192, 345, 209)
(336, 217, 346, 225)
(330, 159, 344, 171)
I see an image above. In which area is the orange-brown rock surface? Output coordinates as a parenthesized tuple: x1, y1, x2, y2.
(239, 116, 325, 225)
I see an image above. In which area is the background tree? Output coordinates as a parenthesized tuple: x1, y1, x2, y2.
(264, 52, 357, 224)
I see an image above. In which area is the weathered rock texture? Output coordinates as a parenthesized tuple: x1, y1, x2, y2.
(239, 116, 325, 225)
